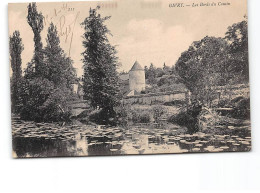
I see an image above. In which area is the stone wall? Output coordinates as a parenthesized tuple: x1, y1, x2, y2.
(122, 91, 188, 105)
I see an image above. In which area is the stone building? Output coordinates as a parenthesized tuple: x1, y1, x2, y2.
(129, 61, 145, 94)
(118, 61, 190, 105)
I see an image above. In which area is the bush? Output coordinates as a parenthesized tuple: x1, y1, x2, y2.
(168, 111, 198, 133)
(132, 111, 151, 123)
(19, 78, 54, 121)
(39, 88, 74, 122)
(152, 105, 166, 122)
(157, 77, 168, 87)
(19, 78, 74, 122)
(231, 98, 250, 120)
(216, 98, 231, 108)
(88, 108, 117, 125)
(118, 105, 152, 124)
(168, 103, 202, 133)
(114, 104, 130, 126)
(217, 96, 245, 108)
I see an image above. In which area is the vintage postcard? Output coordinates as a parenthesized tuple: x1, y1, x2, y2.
(9, 0, 251, 158)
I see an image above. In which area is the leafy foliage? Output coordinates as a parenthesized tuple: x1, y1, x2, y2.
(19, 78, 54, 121)
(168, 103, 202, 133)
(225, 18, 249, 83)
(81, 7, 120, 114)
(152, 105, 167, 122)
(175, 18, 249, 106)
(18, 6, 77, 122)
(10, 31, 24, 113)
(231, 98, 250, 120)
(176, 36, 229, 93)
(44, 23, 76, 87)
(27, 2, 44, 76)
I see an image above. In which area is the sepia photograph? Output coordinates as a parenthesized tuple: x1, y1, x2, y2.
(9, 0, 251, 158)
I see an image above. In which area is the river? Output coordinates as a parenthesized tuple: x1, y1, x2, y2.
(12, 118, 251, 158)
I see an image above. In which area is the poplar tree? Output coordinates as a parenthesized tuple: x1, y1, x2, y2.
(81, 6, 120, 115)
(10, 30, 24, 113)
(44, 23, 76, 87)
(27, 2, 44, 77)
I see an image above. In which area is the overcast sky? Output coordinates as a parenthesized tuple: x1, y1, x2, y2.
(9, 0, 247, 77)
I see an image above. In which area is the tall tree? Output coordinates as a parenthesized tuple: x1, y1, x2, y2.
(81, 6, 120, 114)
(10, 30, 24, 113)
(147, 63, 157, 84)
(19, 22, 76, 122)
(175, 36, 229, 105)
(27, 2, 44, 76)
(44, 23, 76, 87)
(163, 63, 171, 75)
(225, 17, 249, 83)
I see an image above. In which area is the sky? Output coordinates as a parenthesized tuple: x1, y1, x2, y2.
(8, 0, 247, 77)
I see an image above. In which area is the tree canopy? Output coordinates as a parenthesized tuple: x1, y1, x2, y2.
(175, 18, 249, 105)
(18, 4, 77, 122)
(225, 18, 249, 83)
(27, 2, 44, 77)
(81, 6, 120, 113)
(10, 30, 24, 113)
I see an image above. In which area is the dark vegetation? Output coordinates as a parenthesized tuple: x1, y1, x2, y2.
(212, 96, 250, 120)
(231, 98, 250, 120)
(168, 103, 202, 133)
(88, 108, 117, 126)
(175, 17, 249, 106)
(10, 31, 23, 114)
(169, 17, 249, 132)
(10, 3, 76, 122)
(10, 3, 249, 130)
(81, 6, 121, 124)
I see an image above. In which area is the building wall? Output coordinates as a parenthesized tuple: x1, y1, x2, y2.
(129, 70, 145, 92)
(122, 84, 249, 106)
(122, 91, 188, 105)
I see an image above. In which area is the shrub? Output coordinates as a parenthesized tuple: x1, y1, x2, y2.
(88, 108, 117, 125)
(168, 103, 202, 133)
(168, 111, 198, 133)
(114, 104, 130, 126)
(132, 111, 151, 123)
(19, 78, 74, 122)
(216, 98, 231, 108)
(19, 78, 54, 122)
(120, 105, 152, 124)
(231, 98, 250, 120)
(39, 88, 74, 122)
(152, 105, 166, 122)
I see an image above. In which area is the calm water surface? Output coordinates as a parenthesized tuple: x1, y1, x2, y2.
(12, 118, 251, 158)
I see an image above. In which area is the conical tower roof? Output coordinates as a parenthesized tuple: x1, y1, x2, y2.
(130, 61, 143, 71)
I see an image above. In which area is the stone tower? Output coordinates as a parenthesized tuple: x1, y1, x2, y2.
(129, 61, 145, 93)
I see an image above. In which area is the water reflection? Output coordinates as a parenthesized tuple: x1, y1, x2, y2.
(12, 118, 251, 158)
